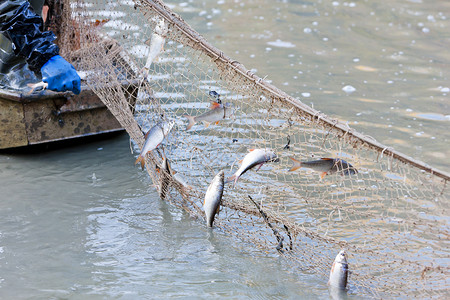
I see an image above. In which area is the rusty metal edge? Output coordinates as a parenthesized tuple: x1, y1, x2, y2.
(140, 0, 450, 182)
(26, 128, 124, 145)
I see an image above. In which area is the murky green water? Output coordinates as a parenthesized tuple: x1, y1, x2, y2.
(1, 0, 448, 299)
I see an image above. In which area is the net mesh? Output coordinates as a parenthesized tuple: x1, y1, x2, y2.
(59, 0, 449, 298)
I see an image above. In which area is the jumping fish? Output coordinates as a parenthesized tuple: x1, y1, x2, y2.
(203, 170, 225, 227)
(27, 81, 48, 94)
(328, 250, 349, 289)
(135, 120, 174, 170)
(227, 149, 279, 184)
(184, 102, 233, 130)
(289, 157, 357, 179)
(142, 17, 168, 77)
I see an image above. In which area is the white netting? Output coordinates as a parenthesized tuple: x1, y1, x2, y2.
(56, 0, 449, 298)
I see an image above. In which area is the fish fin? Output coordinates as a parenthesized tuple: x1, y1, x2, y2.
(203, 121, 211, 128)
(255, 163, 264, 172)
(238, 159, 243, 164)
(288, 157, 302, 172)
(321, 158, 333, 161)
(215, 204, 221, 215)
(210, 102, 221, 109)
(320, 172, 327, 179)
(226, 174, 237, 184)
(42, 5, 49, 22)
(135, 155, 145, 170)
(248, 149, 255, 152)
(144, 129, 151, 139)
(134, 155, 142, 166)
(141, 67, 149, 77)
(289, 166, 301, 172)
(330, 261, 336, 273)
(184, 115, 196, 130)
(214, 121, 220, 125)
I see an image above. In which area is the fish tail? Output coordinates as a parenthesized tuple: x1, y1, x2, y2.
(135, 155, 145, 170)
(289, 157, 302, 172)
(184, 115, 196, 130)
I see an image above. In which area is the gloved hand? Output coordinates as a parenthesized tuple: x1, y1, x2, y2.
(40, 55, 81, 94)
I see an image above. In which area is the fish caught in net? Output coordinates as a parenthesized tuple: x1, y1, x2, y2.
(56, 0, 449, 298)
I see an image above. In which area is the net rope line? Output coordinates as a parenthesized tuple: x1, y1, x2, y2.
(63, 0, 450, 298)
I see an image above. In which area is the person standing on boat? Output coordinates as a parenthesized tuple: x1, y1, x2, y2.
(0, 0, 80, 94)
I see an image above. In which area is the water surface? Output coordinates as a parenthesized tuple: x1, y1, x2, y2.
(0, 135, 329, 299)
(1, 0, 449, 298)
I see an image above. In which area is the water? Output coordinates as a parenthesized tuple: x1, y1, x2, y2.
(0, 135, 329, 299)
(178, 0, 449, 173)
(1, 0, 449, 298)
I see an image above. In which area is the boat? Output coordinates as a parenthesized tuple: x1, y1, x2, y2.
(0, 81, 135, 150)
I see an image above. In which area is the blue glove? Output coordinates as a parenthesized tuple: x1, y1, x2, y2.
(41, 55, 81, 94)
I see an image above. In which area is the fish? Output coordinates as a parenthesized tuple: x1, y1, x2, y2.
(135, 120, 174, 170)
(184, 102, 233, 130)
(158, 157, 172, 201)
(203, 170, 225, 227)
(227, 149, 279, 184)
(172, 172, 192, 191)
(328, 250, 349, 290)
(27, 82, 48, 95)
(289, 157, 358, 179)
(156, 159, 192, 196)
(142, 18, 168, 77)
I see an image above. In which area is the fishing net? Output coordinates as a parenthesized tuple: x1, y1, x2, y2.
(58, 0, 449, 298)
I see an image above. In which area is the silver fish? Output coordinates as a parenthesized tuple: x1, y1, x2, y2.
(184, 102, 233, 130)
(328, 250, 349, 289)
(135, 120, 174, 170)
(203, 170, 225, 227)
(142, 18, 167, 77)
(289, 157, 357, 179)
(227, 149, 279, 184)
